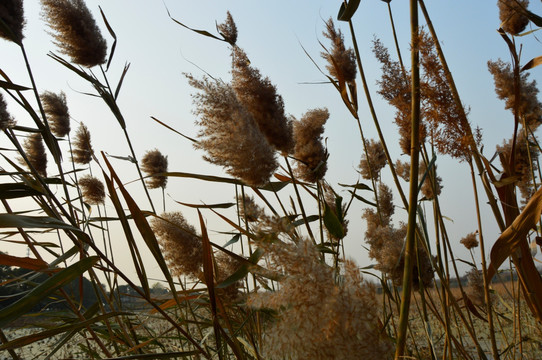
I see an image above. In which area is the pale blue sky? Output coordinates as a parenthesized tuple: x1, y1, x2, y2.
(1, 1, 542, 281)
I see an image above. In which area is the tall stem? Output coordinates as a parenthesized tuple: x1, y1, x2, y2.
(395, 1, 420, 357)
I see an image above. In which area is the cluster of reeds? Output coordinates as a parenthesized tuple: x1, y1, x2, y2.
(1, 0, 542, 359)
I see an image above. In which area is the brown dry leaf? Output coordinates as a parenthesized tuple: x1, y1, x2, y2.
(487, 186, 542, 280)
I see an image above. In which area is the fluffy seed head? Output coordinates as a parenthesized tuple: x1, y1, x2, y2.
(151, 212, 203, 279)
(249, 239, 393, 359)
(359, 139, 387, 180)
(237, 194, 264, 223)
(22, 133, 47, 177)
(465, 267, 486, 306)
(217, 11, 237, 46)
(0, 0, 25, 43)
(293, 108, 329, 182)
(41, 0, 107, 67)
(141, 149, 168, 189)
(41, 91, 70, 137)
(321, 18, 357, 84)
(232, 47, 294, 154)
(188, 74, 278, 187)
(79, 175, 105, 205)
(72, 122, 93, 164)
(498, 0, 530, 35)
(460, 232, 479, 250)
(0, 93, 16, 130)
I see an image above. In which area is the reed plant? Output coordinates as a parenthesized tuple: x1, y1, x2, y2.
(1, 0, 542, 359)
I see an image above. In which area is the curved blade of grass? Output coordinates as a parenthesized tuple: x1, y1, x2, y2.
(0, 256, 98, 328)
(348, 190, 377, 207)
(0, 183, 44, 199)
(99, 6, 117, 71)
(150, 116, 198, 143)
(521, 56, 542, 72)
(198, 210, 222, 355)
(487, 187, 542, 279)
(0, 79, 30, 91)
(165, 5, 224, 42)
(339, 182, 373, 191)
(338, 0, 361, 21)
(0, 253, 47, 271)
(0, 311, 130, 351)
(174, 200, 235, 209)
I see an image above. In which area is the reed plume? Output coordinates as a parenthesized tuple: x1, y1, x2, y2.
(488, 59, 542, 130)
(0, 0, 25, 43)
(498, 0, 530, 35)
(187, 74, 278, 187)
(292, 108, 329, 182)
(72, 122, 94, 165)
(232, 47, 294, 154)
(460, 231, 479, 250)
(359, 138, 387, 181)
(217, 11, 237, 46)
(78, 175, 105, 205)
(21, 133, 47, 177)
(41, 0, 107, 67)
(249, 239, 393, 359)
(0, 93, 16, 131)
(141, 149, 168, 189)
(151, 212, 203, 279)
(237, 194, 264, 223)
(41, 91, 70, 138)
(321, 18, 357, 84)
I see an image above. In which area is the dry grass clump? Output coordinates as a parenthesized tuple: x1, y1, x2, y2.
(78, 175, 105, 205)
(292, 108, 329, 182)
(40, 91, 70, 138)
(141, 149, 168, 189)
(41, 0, 107, 67)
(249, 239, 393, 360)
(188, 75, 278, 187)
(0, 93, 16, 130)
(72, 122, 93, 165)
(498, 0, 530, 35)
(21, 133, 47, 177)
(151, 212, 203, 279)
(0, 0, 25, 43)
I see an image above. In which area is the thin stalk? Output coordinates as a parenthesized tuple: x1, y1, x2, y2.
(395, 1, 421, 357)
(469, 160, 500, 359)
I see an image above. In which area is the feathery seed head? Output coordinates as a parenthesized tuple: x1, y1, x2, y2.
(41, 91, 70, 137)
(0, 93, 16, 131)
(249, 239, 393, 359)
(498, 0, 530, 35)
(293, 108, 329, 182)
(321, 18, 357, 84)
(0, 0, 25, 43)
(237, 194, 264, 222)
(41, 0, 107, 67)
(22, 133, 47, 177)
(231, 47, 294, 154)
(217, 11, 237, 46)
(79, 175, 105, 205)
(465, 267, 486, 306)
(359, 139, 387, 180)
(188, 74, 278, 187)
(460, 232, 479, 250)
(72, 122, 93, 164)
(151, 212, 203, 279)
(141, 149, 168, 189)
(488, 59, 542, 131)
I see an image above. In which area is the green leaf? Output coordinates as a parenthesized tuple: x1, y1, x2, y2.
(0, 79, 30, 91)
(339, 182, 373, 191)
(0, 183, 44, 199)
(292, 214, 320, 227)
(338, 0, 361, 21)
(323, 203, 345, 239)
(0, 256, 99, 328)
(348, 190, 377, 207)
(223, 233, 241, 247)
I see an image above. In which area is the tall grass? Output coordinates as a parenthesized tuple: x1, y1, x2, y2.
(1, 0, 542, 359)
